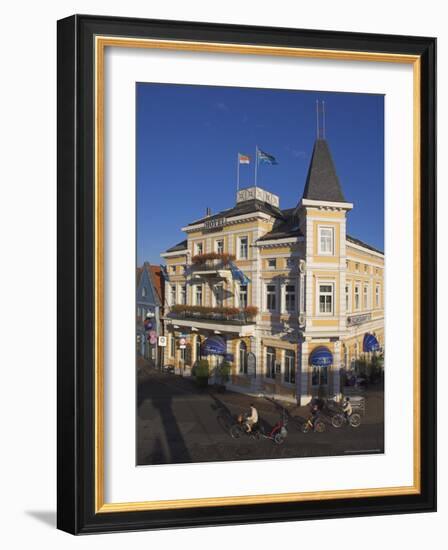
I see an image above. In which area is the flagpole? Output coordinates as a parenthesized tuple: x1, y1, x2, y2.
(237, 154, 240, 191)
(254, 145, 258, 188)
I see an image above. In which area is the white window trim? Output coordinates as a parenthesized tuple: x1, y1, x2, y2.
(283, 349, 296, 385)
(180, 284, 187, 305)
(315, 280, 335, 317)
(345, 281, 352, 314)
(238, 283, 248, 309)
(283, 283, 296, 314)
(318, 225, 335, 256)
(363, 283, 370, 310)
(375, 284, 381, 308)
(194, 241, 204, 255)
(194, 284, 203, 306)
(265, 282, 278, 313)
(170, 284, 177, 306)
(215, 238, 224, 254)
(267, 258, 277, 269)
(237, 235, 249, 260)
(354, 283, 361, 311)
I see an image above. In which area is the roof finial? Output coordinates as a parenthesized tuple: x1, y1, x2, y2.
(316, 99, 326, 139)
(316, 99, 319, 139)
(322, 100, 326, 139)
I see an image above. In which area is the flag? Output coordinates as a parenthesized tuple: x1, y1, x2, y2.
(238, 153, 251, 164)
(257, 148, 278, 165)
(230, 262, 251, 285)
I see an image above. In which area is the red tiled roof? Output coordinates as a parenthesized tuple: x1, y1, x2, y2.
(148, 264, 163, 303)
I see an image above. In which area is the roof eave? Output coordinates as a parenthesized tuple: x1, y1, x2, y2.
(300, 198, 354, 210)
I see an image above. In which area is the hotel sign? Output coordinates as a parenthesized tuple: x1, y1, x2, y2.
(347, 313, 371, 326)
(204, 217, 226, 230)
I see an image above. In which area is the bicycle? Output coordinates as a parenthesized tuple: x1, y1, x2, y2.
(301, 415, 326, 433)
(331, 412, 362, 428)
(229, 414, 261, 440)
(259, 414, 288, 444)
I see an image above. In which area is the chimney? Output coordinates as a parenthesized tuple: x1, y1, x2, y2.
(206, 207, 211, 217)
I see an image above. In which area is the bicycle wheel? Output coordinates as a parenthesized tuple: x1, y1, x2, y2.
(230, 424, 244, 439)
(331, 414, 344, 428)
(349, 413, 362, 428)
(274, 433, 285, 445)
(315, 420, 326, 433)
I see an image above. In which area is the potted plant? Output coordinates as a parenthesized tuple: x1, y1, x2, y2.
(194, 358, 210, 388)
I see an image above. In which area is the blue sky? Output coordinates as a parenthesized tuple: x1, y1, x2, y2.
(136, 84, 384, 265)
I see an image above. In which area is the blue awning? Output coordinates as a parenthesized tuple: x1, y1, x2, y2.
(309, 346, 333, 367)
(363, 333, 380, 352)
(202, 336, 227, 355)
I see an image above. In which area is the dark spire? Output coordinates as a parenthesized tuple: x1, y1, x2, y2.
(302, 139, 346, 203)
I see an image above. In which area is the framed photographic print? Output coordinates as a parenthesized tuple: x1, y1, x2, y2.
(57, 14, 436, 534)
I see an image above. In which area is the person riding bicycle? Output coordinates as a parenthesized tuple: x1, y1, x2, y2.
(342, 396, 353, 420)
(244, 404, 259, 433)
(309, 397, 324, 429)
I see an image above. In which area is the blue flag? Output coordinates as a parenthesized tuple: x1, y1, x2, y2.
(230, 262, 251, 285)
(257, 148, 278, 165)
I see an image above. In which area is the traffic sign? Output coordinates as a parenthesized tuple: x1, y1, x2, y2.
(158, 336, 167, 347)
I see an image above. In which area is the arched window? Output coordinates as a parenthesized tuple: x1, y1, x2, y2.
(141, 287, 147, 297)
(239, 341, 248, 374)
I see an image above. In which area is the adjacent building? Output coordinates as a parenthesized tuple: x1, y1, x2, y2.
(136, 263, 164, 367)
(161, 137, 384, 404)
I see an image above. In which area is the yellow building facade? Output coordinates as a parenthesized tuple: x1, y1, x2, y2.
(161, 138, 384, 404)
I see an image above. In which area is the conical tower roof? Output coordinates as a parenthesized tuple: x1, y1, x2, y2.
(302, 139, 346, 203)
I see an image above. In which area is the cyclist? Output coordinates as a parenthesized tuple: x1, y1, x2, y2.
(309, 397, 324, 430)
(342, 396, 353, 420)
(244, 404, 259, 433)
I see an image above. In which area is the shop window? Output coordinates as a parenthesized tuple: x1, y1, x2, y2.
(284, 350, 295, 383)
(312, 366, 328, 386)
(266, 347, 276, 378)
(239, 341, 248, 374)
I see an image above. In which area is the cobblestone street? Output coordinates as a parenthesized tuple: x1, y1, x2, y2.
(137, 366, 384, 466)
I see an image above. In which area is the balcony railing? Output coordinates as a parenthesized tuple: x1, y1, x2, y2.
(190, 252, 235, 273)
(168, 304, 258, 325)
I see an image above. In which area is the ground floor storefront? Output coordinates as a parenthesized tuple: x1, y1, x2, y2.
(163, 321, 384, 406)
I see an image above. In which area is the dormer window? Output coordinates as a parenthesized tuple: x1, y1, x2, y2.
(141, 287, 147, 297)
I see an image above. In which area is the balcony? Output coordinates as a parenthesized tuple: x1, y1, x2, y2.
(165, 305, 258, 335)
(189, 252, 235, 279)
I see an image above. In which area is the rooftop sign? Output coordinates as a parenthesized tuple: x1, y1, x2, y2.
(236, 186, 280, 208)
